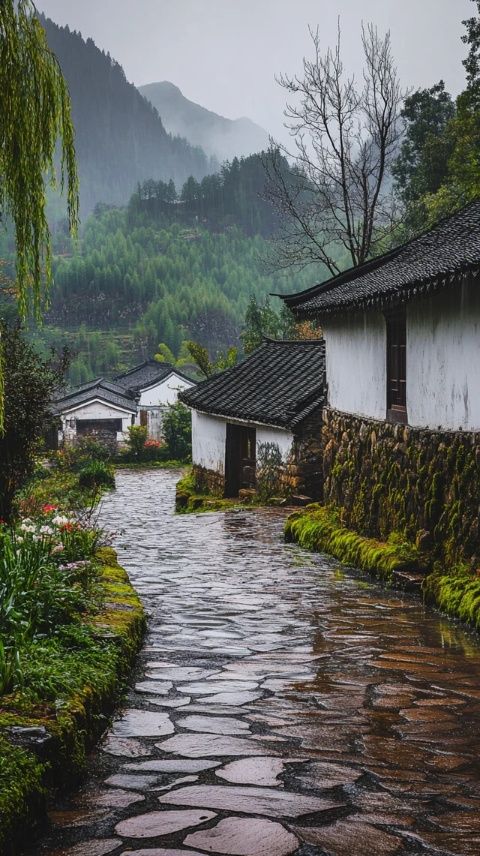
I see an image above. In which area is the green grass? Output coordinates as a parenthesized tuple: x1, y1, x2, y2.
(0, 549, 145, 853)
(285, 504, 427, 582)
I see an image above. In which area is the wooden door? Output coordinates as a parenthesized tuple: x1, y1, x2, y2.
(386, 308, 407, 422)
(225, 424, 256, 497)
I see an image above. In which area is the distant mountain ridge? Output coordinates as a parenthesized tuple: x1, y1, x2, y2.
(41, 18, 213, 215)
(139, 81, 270, 164)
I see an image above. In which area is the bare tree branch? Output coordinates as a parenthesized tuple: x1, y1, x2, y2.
(263, 22, 405, 276)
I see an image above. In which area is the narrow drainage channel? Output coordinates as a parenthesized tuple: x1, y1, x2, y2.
(35, 468, 480, 856)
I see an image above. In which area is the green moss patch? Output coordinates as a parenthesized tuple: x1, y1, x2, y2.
(423, 565, 480, 631)
(0, 549, 145, 855)
(175, 469, 259, 514)
(285, 504, 427, 583)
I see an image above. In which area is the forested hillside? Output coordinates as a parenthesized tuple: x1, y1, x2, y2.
(139, 81, 269, 163)
(128, 153, 284, 237)
(24, 153, 327, 385)
(41, 17, 213, 215)
(40, 210, 321, 385)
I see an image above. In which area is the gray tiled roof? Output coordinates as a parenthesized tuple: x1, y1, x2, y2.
(282, 200, 480, 316)
(53, 379, 137, 415)
(115, 360, 192, 392)
(180, 339, 325, 430)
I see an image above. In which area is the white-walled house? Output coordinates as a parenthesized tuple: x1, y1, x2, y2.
(180, 340, 325, 498)
(280, 200, 480, 566)
(54, 360, 194, 447)
(54, 379, 138, 447)
(282, 201, 480, 431)
(115, 360, 194, 439)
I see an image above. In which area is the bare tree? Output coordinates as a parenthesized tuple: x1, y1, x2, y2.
(264, 23, 404, 275)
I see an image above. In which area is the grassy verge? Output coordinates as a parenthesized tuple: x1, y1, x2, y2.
(423, 565, 480, 631)
(0, 547, 145, 856)
(286, 503, 480, 630)
(285, 504, 428, 583)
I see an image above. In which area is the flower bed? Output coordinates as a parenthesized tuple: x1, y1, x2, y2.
(0, 464, 145, 854)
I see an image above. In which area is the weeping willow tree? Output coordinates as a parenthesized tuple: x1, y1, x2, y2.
(0, 0, 78, 430)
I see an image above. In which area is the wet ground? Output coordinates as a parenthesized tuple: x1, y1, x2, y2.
(36, 468, 480, 856)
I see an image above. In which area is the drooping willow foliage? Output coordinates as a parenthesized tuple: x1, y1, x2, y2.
(0, 0, 78, 430)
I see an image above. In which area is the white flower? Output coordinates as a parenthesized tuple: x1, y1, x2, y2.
(39, 525, 54, 536)
(20, 523, 36, 533)
(52, 515, 69, 526)
(16, 536, 24, 544)
(52, 544, 64, 554)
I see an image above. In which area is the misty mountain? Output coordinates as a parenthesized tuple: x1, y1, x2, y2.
(139, 81, 270, 165)
(41, 18, 214, 215)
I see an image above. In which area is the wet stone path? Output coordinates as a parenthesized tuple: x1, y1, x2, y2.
(37, 469, 480, 856)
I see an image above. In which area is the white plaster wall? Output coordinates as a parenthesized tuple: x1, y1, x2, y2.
(407, 280, 480, 430)
(138, 373, 193, 406)
(323, 311, 386, 420)
(60, 399, 134, 444)
(256, 426, 294, 459)
(62, 400, 134, 422)
(192, 410, 226, 473)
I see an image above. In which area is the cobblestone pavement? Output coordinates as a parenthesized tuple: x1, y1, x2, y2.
(36, 469, 480, 856)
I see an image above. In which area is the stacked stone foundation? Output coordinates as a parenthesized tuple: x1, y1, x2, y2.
(192, 464, 225, 498)
(322, 407, 480, 568)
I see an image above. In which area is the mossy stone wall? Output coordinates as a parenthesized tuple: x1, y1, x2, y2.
(192, 464, 225, 497)
(323, 407, 480, 568)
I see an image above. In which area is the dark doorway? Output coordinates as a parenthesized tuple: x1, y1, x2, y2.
(76, 418, 123, 436)
(224, 424, 256, 497)
(386, 308, 407, 423)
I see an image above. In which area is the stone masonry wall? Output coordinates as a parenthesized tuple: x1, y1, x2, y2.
(283, 407, 324, 500)
(193, 464, 225, 498)
(322, 407, 480, 568)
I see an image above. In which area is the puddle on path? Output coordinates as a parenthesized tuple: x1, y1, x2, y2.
(34, 469, 480, 856)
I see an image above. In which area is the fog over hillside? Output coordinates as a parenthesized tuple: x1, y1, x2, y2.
(42, 17, 214, 215)
(139, 81, 270, 164)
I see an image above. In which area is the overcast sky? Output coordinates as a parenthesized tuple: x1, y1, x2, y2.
(37, 0, 472, 141)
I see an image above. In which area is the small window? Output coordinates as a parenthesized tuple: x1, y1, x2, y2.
(386, 308, 407, 423)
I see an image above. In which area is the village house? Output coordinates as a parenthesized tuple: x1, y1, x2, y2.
(54, 360, 194, 447)
(180, 339, 325, 499)
(281, 200, 480, 566)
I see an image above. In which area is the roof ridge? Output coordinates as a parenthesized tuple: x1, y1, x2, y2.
(280, 197, 480, 309)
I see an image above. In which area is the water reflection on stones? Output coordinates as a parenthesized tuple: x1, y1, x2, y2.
(37, 470, 480, 856)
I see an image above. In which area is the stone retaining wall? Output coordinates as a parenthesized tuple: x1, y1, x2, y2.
(192, 464, 225, 497)
(322, 407, 480, 568)
(286, 407, 323, 499)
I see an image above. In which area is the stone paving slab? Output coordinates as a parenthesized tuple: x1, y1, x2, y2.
(112, 710, 174, 738)
(115, 808, 216, 838)
(157, 784, 345, 818)
(184, 817, 299, 855)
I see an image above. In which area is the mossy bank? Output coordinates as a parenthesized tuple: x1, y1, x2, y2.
(175, 468, 255, 514)
(0, 548, 146, 856)
(285, 504, 480, 631)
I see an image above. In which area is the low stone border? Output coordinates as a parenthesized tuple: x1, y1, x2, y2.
(0, 549, 146, 856)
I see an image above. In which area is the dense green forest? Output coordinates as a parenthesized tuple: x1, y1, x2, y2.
(19, 153, 323, 385)
(38, 222, 322, 385)
(127, 153, 286, 236)
(41, 16, 214, 216)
